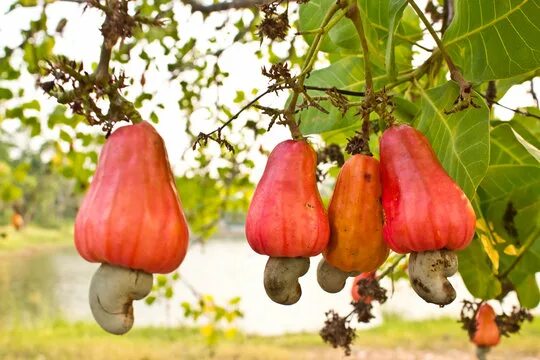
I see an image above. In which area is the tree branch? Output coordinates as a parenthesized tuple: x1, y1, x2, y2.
(478, 93, 540, 120)
(407, 0, 470, 94)
(181, 0, 275, 13)
(56, 0, 88, 3)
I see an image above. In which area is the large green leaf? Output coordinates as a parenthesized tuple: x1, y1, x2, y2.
(476, 123, 540, 306)
(458, 237, 502, 299)
(414, 82, 490, 200)
(480, 124, 539, 241)
(443, 0, 540, 82)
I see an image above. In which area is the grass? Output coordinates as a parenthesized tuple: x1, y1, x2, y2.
(0, 316, 538, 360)
(0, 223, 73, 254)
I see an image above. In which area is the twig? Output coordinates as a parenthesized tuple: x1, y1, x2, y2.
(192, 86, 285, 148)
(344, 0, 374, 154)
(285, 3, 344, 139)
(407, 0, 470, 94)
(345, 1, 372, 94)
(478, 94, 540, 120)
(497, 228, 539, 280)
(181, 275, 203, 299)
(304, 86, 365, 97)
(340, 254, 407, 321)
(412, 41, 434, 52)
(530, 80, 539, 108)
(441, 0, 454, 34)
(376, 255, 407, 281)
(181, 0, 278, 13)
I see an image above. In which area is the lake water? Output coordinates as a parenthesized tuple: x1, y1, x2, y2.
(0, 239, 529, 335)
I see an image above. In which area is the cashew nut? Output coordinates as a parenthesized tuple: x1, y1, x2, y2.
(316, 258, 358, 293)
(89, 263, 153, 335)
(408, 250, 458, 306)
(263, 257, 310, 305)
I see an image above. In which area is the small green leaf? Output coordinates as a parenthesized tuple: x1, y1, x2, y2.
(156, 275, 167, 287)
(233, 91, 245, 103)
(229, 296, 241, 305)
(145, 296, 156, 305)
(0, 88, 13, 100)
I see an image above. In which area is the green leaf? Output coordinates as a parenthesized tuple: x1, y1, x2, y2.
(229, 296, 241, 305)
(458, 236, 502, 299)
(443, 0, 540, 82)
(145, 296, 156, 305)
(0, 88, 13, 100)
(501, 235, 540, 308)
(513, 273, 540, 308)
(23, 100, 41, 111)
(393, 96, 419, 124)
(489, 124, 538, 165)
(508, 108, 540, 149)
(298, 0, 341, 53)
(329, 1, 421, 70)
(20, 0, 38, 6)
(156, 275, 167, 287)
(59, 129, 72, 143)
(233, 91, 245, 103)
(164, 286, 174, 299)
(385, 0, 408, 79)
(480, 124, 539, 248)
(414, 82, 490, 199)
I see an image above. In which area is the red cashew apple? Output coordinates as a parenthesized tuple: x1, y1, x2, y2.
(380, 124, 476, 305)
(75, 121, 189, 334)
(317, 154, 388, 293)
(246, 139, 330, 305)
(351, 272, 376, 303)
(472, 303, 500, 347)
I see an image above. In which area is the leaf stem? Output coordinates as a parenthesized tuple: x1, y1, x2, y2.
(344, 0, 374, 154)
(376, 254, 407, 281)
(406, 0, 470, 93)
(285, 3, 344, 139)
(385, 51, 440, 90)
(345, 1, 373, 94)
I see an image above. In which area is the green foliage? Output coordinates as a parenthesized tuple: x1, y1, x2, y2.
(443, 0, 540, 82)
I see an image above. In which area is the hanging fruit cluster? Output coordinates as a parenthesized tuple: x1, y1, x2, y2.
(75, 121, 190, 335)
(246, 124, 476, 306)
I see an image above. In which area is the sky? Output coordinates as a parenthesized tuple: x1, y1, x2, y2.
(0, 0, 538, 181)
